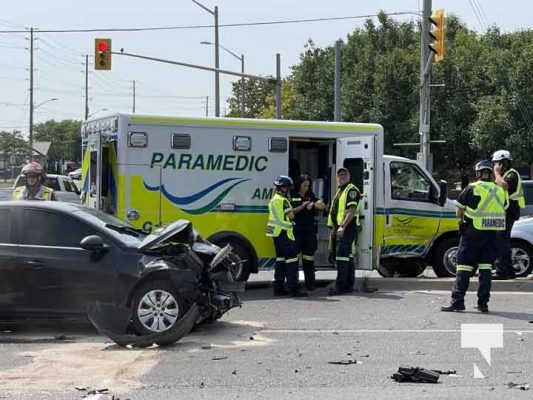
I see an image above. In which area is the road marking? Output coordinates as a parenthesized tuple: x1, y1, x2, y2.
(260, 329, 533, 334)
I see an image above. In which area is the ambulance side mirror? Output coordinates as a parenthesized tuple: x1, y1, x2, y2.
(437, 180, 448, 206)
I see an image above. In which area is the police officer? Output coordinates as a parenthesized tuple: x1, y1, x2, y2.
(327, 168, 361, 295)
(492, 150, 524, 279)
(441, 160, 507, 313)
(12, 162, 56, 201)
(291, 174, 326, 291)
(266, 175, 307, 297)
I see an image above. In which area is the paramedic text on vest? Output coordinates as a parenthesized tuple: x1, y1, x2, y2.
(327, 167, 361, 295)
(266, 175, 308, 297)
(11, 162, 56, 201)
(492, 149, 524, 280)
(441, 160, 507, 313)
(291, 174, 326, 291)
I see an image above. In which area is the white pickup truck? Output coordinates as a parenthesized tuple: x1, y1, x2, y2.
(13, 174, 81, 204)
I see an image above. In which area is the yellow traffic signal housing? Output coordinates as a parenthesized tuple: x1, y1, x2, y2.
(94, 38, 112, 70)
(429, 9, 445, 62)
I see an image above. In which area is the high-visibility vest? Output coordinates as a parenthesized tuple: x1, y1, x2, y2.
(266, 193, 294, 240)
(327, 183, 360, 228)
(12, 186, 54, 201)
(503, 168, 525, 208)
(464, 181, 507, 231)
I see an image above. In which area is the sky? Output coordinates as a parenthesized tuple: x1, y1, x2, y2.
(1, 0, 531, 137)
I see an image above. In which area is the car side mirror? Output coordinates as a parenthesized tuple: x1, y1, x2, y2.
(80, 235, 108, 252)
(437, 180, 448, 206)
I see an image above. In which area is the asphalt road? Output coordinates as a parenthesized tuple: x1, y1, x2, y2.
(0, 187, 11, 201)
(1, 276, 532, 400)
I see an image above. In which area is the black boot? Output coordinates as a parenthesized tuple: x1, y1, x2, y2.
(440, 303, 465, 312)
(476, 303, 489, 313)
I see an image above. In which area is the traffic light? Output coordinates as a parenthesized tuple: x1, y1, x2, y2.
(428, 9, 445, 62)
(94, 38, 112, 70)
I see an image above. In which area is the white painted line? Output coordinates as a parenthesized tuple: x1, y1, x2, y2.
(260, 329, 533, 334)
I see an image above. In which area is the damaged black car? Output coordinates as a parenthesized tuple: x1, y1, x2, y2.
(0, 201, 244, 347)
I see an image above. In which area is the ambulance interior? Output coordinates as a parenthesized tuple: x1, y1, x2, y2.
(288, 138, 365, 266)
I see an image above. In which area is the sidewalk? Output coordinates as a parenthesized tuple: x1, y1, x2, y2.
(246, 268, 533, 293)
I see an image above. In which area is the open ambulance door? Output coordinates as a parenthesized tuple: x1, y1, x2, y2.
(336, 136, 375, 270)
(83, 133, 117, 214)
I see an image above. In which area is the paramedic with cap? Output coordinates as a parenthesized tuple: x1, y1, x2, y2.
(11, 162, 56, 201)
(492, 149, 524, 279)
(327, 167, 361, 295)
(266, 175, 307, 297)
(441, 160, 507, 313)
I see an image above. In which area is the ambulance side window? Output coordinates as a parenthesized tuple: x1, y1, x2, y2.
(390, 162, 431, 202)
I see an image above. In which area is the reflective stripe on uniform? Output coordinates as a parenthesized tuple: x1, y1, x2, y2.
(456, 264, 474, 272)
(301, 255, 314, 261)
(478, 263, 492, 270)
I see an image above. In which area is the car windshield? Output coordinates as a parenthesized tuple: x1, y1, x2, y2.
(71, 208, 146, 246)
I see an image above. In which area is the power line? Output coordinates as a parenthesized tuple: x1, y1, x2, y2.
(0, 11, 419, 34)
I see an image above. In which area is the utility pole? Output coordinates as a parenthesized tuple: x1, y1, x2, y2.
(419, 0, 433, 172)
(85, 55, 89, 120)
(275, 53, 281, 119)
(205, 95, 209, 117)
(240, 54, 245, 118)
(334, 40, 342, 122)
(132, 80, 136, 113)
(29, 27, 34, 160)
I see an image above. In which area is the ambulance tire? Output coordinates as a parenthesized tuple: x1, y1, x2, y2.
(431, 237, 459, 277)
(209, 234, 253, 282)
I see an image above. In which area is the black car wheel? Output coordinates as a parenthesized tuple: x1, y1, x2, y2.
(511, 240, 533, 277)
(132, 280, 190, 335)
(431, 237, 459, 277)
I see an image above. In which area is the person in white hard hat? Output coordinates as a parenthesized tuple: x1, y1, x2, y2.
(491, 149, 524, 279)
(11, 162, 56, 201)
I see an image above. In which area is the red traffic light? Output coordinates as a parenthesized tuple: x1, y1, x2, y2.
(97, 42, 108, 52)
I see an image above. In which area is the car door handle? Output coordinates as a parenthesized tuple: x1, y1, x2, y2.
(26, 260, 44, 268)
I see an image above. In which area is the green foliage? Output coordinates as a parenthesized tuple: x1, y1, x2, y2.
(33, 119, 82, 162)
(225, 12, 533, 177)
(0, 130, 28, 164)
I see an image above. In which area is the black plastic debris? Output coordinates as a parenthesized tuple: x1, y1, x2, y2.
(211, 356, 228, 360)
(328, 359, 361, 365)
(507, 382, 530, 390)
(391, 366, 441, 383)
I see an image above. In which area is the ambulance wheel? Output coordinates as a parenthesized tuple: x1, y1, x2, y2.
(209, 234, 253, 282)
(431, 237, 459, 277)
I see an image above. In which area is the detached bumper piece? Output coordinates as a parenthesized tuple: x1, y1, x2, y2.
(391, 366, 441, 383)
(87, 302, 200, 348)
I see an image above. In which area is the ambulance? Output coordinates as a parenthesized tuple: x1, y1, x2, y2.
(80, 113, 460, 281)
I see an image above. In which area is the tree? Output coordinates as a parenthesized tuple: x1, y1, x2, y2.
(33, 119, 82, 163)
(0, 130, 28, 181)
(226, 78, 276, 118)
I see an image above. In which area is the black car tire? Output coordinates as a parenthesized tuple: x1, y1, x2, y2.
(511, 240, 533, 277)
(431, 237, 459, 277)
(131, 280, 190, 336)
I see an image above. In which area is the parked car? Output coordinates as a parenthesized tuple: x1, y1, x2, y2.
(521, 180, 533, 217)
(12, 174, 81, 203)
(0, 201, 243, 347)
(68, 168, 83, 180)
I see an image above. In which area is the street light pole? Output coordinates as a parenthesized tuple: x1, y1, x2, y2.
(192, 0, 220, 117)
(200, 41, 245, 117)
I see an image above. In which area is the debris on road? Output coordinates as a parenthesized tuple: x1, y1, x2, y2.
(211, 356, 228, 360)
(391, 366, 441, 383)
(328, 359, 362, 365)
(506, 382, 530, 390)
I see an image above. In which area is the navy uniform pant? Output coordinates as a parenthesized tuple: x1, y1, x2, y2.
(294, 223, 318, 288)
(451, 228, 497, 307)
(333, 227, 357, 292)
(272, 231, 300, 294)
(494, 214, 517, 278)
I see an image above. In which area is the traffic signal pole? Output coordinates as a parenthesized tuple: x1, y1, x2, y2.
(419, 0, 432, 172)
(113, 50, 283, 118)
